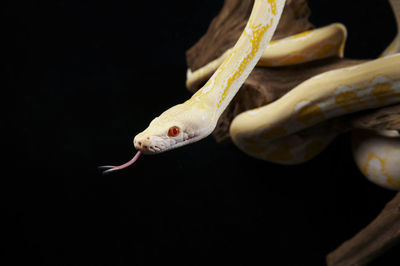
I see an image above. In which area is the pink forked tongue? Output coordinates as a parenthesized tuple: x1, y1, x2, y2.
(99, 150, 142, 175)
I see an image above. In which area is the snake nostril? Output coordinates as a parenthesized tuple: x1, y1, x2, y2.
(138, 141, 142, 146)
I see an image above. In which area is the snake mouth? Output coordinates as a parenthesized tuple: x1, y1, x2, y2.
(138, 134, 202, 154)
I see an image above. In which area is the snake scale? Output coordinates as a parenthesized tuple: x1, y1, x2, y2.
(102, 0, 400, 191)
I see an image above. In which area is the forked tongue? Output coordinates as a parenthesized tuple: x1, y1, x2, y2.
(99, 150, 142, 175)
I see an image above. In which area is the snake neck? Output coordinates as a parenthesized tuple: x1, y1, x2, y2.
(187, 0, 286, 124)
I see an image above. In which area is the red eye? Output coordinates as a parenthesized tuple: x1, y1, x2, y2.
(168, 126, 180, 137)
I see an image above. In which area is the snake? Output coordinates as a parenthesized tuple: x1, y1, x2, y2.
(101, 0, 400, 191)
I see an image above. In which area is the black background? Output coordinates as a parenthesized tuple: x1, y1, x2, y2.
(4, 0, 400, 265)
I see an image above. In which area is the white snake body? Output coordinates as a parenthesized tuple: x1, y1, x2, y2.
(103, 0, 400, 190)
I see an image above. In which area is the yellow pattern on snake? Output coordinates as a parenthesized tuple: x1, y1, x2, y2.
(230, 55, 400, 168)
(186, 23, 347, 90)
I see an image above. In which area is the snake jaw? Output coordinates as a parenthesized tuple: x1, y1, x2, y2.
(134, 134, 173, 154)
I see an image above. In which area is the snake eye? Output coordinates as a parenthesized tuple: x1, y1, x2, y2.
(168, 126, 180, 137)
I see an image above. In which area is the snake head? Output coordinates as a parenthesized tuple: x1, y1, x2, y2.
(134, 102, 215, 154)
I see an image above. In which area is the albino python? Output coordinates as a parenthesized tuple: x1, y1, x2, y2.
(101, 0, 400, 191)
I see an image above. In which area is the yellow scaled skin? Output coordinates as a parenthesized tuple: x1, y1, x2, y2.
(230, 55, 400, 166)
(186, 23, 347, 90)
(258, 23, 346, 66)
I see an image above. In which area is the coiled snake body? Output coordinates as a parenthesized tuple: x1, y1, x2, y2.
(102, 0, 400, 190)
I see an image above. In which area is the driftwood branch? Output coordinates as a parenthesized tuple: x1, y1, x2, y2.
(326, 192, 400, 266)
(351, 105, 400, 131)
